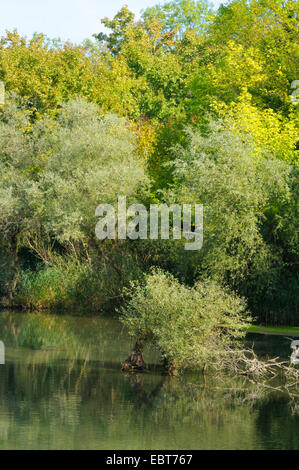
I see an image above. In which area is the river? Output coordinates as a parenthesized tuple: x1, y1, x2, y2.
(0, 311, 298, 450)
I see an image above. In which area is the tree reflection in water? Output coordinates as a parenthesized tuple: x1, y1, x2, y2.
(0, 311, 298, 450)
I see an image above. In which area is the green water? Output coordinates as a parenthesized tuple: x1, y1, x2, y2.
(0, 311, 298, 450)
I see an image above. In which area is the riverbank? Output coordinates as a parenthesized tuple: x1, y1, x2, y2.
(248, 325, 299, 337)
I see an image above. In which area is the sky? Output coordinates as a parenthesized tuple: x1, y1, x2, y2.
(0, 0, 224, 44)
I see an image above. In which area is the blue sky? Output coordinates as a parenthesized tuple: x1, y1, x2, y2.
(1, 0, 223, 44)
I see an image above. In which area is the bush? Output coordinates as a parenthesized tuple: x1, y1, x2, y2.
(163, 120, 298, 323)
(15, 253, 143, 314)
(0, 95, 148, 305)
(0, 94, 148, 248)
(120, 269, 251, 374)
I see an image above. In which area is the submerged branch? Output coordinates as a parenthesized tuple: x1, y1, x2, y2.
(215, 346, 299, 409)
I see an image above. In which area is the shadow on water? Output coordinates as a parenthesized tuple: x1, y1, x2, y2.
(0, 311, 298, 450)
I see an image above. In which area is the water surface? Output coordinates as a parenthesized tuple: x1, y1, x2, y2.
(0, 311, 298, 450)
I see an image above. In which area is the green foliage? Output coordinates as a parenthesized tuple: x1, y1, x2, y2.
(14, 254, 143, 314)
(211, 0, 299, 109)
(14, 314, 77, 349)
(95, 6, 136, 55)
(0, 95, 148, 305)
(0, 1, 298, 325)
(142, 0, 214, 39)
(0, 95, 148, 248)
(216, 91, 298, 164)
(0, 32, 98, 115)
(121, 269, 251, 372)
(164, 120, 298, 323)
(0, 30, 148, 119)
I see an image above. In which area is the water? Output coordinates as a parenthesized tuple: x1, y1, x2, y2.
(0, 311, 298, 450)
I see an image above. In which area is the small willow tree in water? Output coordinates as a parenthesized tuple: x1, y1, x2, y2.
(121, 269, 251, 375)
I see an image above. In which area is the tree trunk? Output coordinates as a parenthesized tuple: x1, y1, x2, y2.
(122, 339, 145, 372)
(163, 357, 179, 376)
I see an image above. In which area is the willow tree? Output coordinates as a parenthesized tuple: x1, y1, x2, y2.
(0, 94, 148, 300)
(121, 269, 250, 375)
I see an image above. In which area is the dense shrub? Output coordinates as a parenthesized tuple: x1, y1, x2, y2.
(13, 253, 143, 314)
(163, 121, 298, 323)
(121, 269, 251, 374)
(0, 95, 148, 302)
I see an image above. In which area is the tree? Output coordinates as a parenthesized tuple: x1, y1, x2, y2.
(142, 0, 214, 39)
(210, 0, 299, 112)
(0, 95, 148, 299)
(94, 6, 135, 55)
(121, 269, 250, 375)
(0, 30, 147, 119)
(164, 120, 297, 323)
(94, 7, 190, 121)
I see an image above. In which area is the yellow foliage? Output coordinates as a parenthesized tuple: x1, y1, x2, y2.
(0, 31, 144, 119)
(213, 90, 298, 164)
(206, 41, 267, 103)
(130, 119, 158, 161)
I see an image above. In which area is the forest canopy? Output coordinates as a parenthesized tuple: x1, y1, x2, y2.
(0, 0, 298, 329)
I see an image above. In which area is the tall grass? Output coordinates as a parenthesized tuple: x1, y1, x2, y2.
(14, 256, 142, 314)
